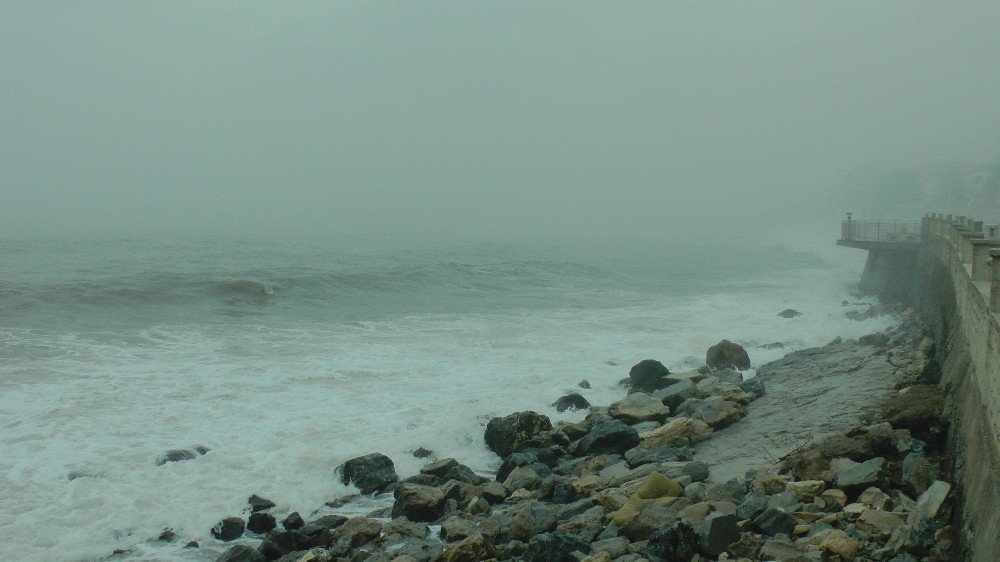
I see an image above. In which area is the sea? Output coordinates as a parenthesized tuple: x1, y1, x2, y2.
(0, 234, 895, 560)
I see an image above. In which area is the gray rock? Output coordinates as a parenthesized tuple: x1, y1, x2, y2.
(778, 309, 802, 318)
(608, 392, 671, 424)
(337, 453, 399, 495)
(503, 466, 541, 491)
(737, 491, 768, 520)
(216, 544, 264, 562)
(258, 530, 311, 560)
(835, 456, 885, 490)
(907, 480, 951, 526)
(675, 396, 746, 429)
(623, 445, 692, 468)
(391, 484, 446, 522)
(590, 536, 629, 558)
(420, 458, 484, 485)
(752, 507, 797, 536)
(901, 450, 937, 495)
(484, 411, 552, 458)
(739, 377, 765, 398)
(654, 379, 697, 411)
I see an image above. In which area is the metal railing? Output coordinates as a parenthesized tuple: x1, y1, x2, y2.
(841, 220, 921, 243)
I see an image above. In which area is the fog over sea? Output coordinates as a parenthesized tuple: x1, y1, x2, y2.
(0, 235, 894, 560)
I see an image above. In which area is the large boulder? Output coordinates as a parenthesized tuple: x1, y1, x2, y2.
(337, 453, 398, 494)
(706, 340, 751, 371)
(608, 393, 671, 424)
(628, 359, 672, 392)
(572, 420, 640, 456)
(391, 484, 446, 522)
(484, 411, 552, 458)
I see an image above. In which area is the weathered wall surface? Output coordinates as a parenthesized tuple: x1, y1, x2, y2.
(914, 216, 1000, 561)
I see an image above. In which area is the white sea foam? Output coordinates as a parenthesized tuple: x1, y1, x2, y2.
(0, 249, 894, 560)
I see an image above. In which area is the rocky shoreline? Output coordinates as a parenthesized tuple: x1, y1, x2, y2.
(161, 308, 955, 562)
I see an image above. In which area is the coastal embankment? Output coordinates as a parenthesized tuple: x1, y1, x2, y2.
(193, 306, 958, 561)
(854, 214, 1000, 561)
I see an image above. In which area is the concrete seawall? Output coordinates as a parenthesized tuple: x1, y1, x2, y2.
(860, 215, 1000, 560)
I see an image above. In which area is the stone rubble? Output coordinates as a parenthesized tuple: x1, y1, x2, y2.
(198, 309, 958, 562)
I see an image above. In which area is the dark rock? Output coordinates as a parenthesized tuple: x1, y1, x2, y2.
(578, 379, 591, 389)
(628, 359, 672, 392)
(647, 520, 699, 562)
(778, 309, 802, 318)
(247, 512, 276, 534)
(420, 458, 484, 485)
(258, 530, 311, 561)
(902, 450, 938, 495)
(697, 512, 740, 557)
(751, 507, 796, 536)
(216, 544, 264, 562)
(624, 445, 692, 468)
(706, 339, 751, 371)
(552, 392, 590, 412)
(737, 492, 768, 520)
(497, 450, 540, 483)
(337, 453, 399, 495)
(550, 483, 576, 504)
(483, 411, 552, 458)
(281, 512, 304, 531)
(156, 448, 201, 465)
(522, 531, 589, 562)
(412, 447, 434, 458)
(573, 420, 640, 456)
(681, 460, 710, 482)
(739, 377, 765, 398)
(185, 541, 198, 548)
(329, 517, 381, 553)
(391, 484, 446, 522)
(248, 494, 276, 512)
(835, 456, 886, 490)
(211, 517, 245, 542)
(156, 529, 176, 542)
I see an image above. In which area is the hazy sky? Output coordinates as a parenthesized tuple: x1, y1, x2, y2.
(3, 2, 999, 241)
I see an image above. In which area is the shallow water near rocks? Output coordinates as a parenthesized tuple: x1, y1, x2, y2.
(0, 235, 893, 560)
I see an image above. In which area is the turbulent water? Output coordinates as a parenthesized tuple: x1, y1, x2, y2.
(0, 235, 893, 560)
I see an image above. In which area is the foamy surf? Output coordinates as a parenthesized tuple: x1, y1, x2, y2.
(0, 239, 890, 560)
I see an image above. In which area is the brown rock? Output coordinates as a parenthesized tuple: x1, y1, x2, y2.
(438, 534, 496, 562)
(706, 339, 751, 371)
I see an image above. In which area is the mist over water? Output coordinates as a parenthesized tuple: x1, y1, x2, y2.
(0, 235, 896, 560)
(3, 2, 1000, 560)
